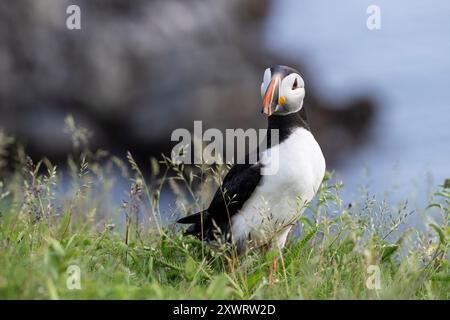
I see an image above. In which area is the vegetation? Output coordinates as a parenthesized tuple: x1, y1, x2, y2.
(0, 120, 448, 299)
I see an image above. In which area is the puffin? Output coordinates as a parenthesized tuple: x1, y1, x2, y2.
(177, 65, 326, 255)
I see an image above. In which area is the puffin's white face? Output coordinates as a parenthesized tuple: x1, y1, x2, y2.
(260, 67, 305, 116)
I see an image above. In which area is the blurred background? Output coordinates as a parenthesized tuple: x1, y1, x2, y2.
(0, 0, 449, 206)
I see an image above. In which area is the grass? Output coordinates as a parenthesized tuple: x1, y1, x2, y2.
(0, 121, 448, 300)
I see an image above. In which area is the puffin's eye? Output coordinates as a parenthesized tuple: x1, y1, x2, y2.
(292, 78, 298, 90)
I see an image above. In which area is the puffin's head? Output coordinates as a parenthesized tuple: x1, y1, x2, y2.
(261, 65, 305, 116)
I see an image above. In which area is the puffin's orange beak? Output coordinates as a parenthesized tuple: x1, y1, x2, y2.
(262, 78, 277, 116)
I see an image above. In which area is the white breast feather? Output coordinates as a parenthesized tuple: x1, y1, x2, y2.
(231, 127, 325, 248)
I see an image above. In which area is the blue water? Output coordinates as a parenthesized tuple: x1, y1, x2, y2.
(265, 0, 450, 205)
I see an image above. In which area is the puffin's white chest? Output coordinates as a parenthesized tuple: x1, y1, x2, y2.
(231, 128, 325, 246)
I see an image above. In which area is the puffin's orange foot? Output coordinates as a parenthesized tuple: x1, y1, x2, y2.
(227, 253, 237, 273)
(268, 257, 279, 284)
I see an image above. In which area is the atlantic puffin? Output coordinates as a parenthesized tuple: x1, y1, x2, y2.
(177, 65, 326, 254)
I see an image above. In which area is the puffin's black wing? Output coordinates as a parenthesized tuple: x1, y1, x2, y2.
(177, 163, 262, 240)
(209, 163, 262, 218)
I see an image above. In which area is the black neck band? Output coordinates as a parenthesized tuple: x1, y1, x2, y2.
(266, 107, 310, 146)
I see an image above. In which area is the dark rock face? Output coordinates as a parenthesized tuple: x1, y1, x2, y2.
(0, 0, 375, 165)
